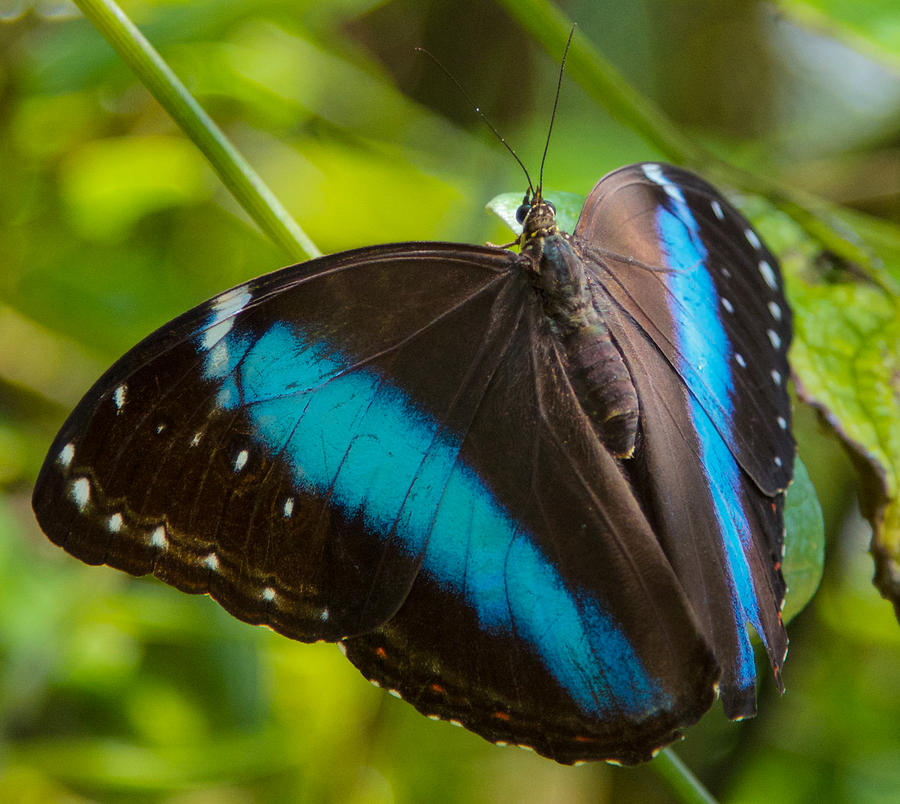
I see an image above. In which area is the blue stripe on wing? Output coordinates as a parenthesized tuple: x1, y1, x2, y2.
(642, 163, 764, 691)
(197, 315, 667, 718)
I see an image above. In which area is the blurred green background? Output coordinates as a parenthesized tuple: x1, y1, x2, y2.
(1, 1, 899, 801)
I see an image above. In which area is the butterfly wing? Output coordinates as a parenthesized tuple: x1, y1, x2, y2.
(34, 244, 524, 639)
(575, 163, 793, 716)
(33, 240, 718, 764)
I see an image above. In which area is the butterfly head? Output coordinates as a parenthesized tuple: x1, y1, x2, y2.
(516, 189, 558, 246)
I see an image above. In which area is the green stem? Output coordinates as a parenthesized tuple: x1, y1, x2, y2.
(499, 0, 886, 281)
(651, 748, 720, 804)
(497, 0, 702, 165)
(72, 0, 320, 262)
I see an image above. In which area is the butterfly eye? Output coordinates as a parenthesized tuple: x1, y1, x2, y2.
(515, 204, 530, 224)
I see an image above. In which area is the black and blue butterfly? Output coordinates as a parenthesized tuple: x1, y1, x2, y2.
(32, 161, 793, 765)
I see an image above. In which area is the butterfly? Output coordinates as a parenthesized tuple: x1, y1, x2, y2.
(32, 161, 793, 765)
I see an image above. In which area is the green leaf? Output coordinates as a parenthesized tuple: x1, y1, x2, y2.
(783, 457, 826, 621)
(790, 277, 900, 611)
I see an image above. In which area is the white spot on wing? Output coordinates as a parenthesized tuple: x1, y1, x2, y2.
(768, 301, 782, 320)
(735, 353, 747, 368)
(320, 608, 330, 622)
(759, 260, 778, 289)
(774, 456, 783, 468)
(208, 286, 252, 325)
(283, 497, 294, 517)
(204, 553, 219, 572)
(198, 285, 252, 353)
(388, 688, 402, 699)
(200, 319, 234, 351)
(712, 200, 724, 220)
(58, 442, 75, 468)
(767, 329, 782, 349)
(156, 422, 166, 435)
(771, 369, 782, 385)
(151, 525, 168, 549)
(114, 384, 127, 413)
(641, 163, 683, 201)
(721, 297, 734, 314)
(642, 163, 665, 184)
(108, 513, 123, 532)
(777, 416, 788, 430)
(337, 642, 348, 656)
(70, 477, 90, 510)
(234, 450, 249, 472)
(262, 587, 276, 602)
(745, 228, 762, 249)
(190, 432, 202, 447)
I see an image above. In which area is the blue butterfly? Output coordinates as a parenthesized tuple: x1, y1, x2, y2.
(33, 162, 793, 764)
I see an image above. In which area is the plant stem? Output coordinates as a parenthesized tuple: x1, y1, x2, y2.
(652, 748, 720, 804)
(72, 0, 320, 262)
(499, 0, 882, 276)
(497, 0, 702, 165)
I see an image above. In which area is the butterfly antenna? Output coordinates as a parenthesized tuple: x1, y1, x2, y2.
(415, 47, 534, 196)
(538, 26, 576, 193)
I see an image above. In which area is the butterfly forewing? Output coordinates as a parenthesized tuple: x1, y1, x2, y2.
(34, 245, 515, 639)
(573, 163, 792, 715)
(575, 164, 793, 494)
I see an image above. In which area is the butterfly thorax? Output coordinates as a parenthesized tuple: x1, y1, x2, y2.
(520, 196, 639, 459)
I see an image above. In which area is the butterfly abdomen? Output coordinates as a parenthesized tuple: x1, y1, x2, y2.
(560, 324, 639, 458)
